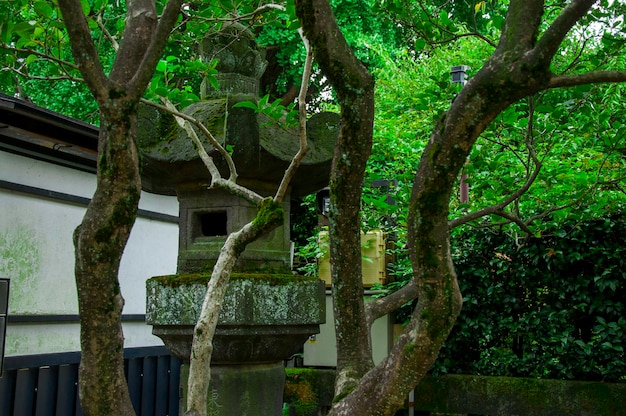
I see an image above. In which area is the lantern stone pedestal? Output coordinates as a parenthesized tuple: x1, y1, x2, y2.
(146, 274, 325, 415)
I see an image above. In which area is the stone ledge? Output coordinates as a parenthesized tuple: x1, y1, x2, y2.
(282, 371, 626, 416)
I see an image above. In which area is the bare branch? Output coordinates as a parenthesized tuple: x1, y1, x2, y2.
(160, 98, 222, 180)
(96, 13, 119, 51)
(274, 28, 312, 203)
(195, 3, 285, 23)
(162, 99, 262, 203)
(142, 97, 238, 181)
(0, 45, 79, 71)
(491, 210, 534, 235)
(2, 66, 83, 82)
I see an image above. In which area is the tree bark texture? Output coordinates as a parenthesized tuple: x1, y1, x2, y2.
(73, 113, 142, 416)
(296, 0, 376, 399)
(299, 0, 626, 415)
(57, 1, 183, 414)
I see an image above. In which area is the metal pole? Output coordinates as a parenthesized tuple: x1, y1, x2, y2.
(0, 278, 10, 377)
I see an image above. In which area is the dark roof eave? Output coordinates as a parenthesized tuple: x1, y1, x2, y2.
(0, 93, 99, 172)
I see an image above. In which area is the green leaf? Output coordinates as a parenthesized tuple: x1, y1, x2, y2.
(25, 54, 37, 65)
(414, 38, 426, 51)
(156, 60, 167, 73)
(233, 101, 258, 110)
(207, 75, 219, 91)
(34, 2, 54, 18)
(154, 87, 168, 97)
(14, 21, 36, 36)
(1, 20, 14, 44)
(80, 0, 91, 15)
(535, 105, 553, 113)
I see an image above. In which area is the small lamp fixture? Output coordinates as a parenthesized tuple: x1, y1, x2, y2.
(316, 187, 331, 217)
(451, 65, 471, 86)
(451, 66, 471, 204)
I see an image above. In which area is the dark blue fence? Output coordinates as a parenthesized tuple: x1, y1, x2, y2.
(0, 346, 181, 416)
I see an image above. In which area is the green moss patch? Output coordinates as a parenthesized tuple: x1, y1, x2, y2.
(148, 272, 318, 287)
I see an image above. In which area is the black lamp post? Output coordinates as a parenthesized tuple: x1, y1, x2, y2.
(451, 65, 471, 203)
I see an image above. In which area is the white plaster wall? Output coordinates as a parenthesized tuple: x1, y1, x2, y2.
(0, 151, 179, 355)
(4, 322, 161, 355)
(303, 294, 392, 367)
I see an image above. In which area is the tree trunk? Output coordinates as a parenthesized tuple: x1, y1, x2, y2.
(73, 112, 141, 416)
(295, 0, 376, 398)
(57, 1, 184, 414)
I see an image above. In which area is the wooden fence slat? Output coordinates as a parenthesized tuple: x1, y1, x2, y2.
(56, 364, 78, 416)
(141, 357, 157, 416)
(14, 368, 37, 415)
(127, 357, 143, 414)
(35, 366, 58, 416)
(168, 357, 181, 416)
(154, 356, 171, 415)
(0, 369, 16, 415)
(75, 387, 84, 416)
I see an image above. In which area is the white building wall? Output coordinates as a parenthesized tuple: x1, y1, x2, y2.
(0, 150, 179, 355)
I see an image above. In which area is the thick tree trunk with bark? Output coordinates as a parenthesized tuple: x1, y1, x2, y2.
(296, 0, 376, 398)
(73, 112, 142, 416)
(57, 1, 183, 414)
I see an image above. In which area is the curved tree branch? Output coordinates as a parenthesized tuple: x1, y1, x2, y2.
(549, 70, 626, 88)
(296, 0, 376, 399)
(533, 0, 598, 64)
(57, 0, 111, 101)
(450, 139, 542, 229)
(128, 0, 184, 100)
(364, 281, 418, 328)
(274, 28, 312, 203)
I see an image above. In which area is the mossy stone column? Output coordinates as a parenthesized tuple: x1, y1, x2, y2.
(146, 274, 325, 415)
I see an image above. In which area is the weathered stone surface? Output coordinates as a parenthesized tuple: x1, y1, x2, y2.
(180, 363, 285, 416)
(413, 374, 626, 415)
(146, 274, 325, 363)
(146, 275, 326, 326)
(137, 99, 339, 197)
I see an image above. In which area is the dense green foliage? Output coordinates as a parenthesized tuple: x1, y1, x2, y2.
(0, 0, 406, 119)
(2, 0, 625, 391)
(433, 215, 626, 382)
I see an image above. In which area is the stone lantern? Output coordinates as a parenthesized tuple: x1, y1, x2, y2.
(138, 23, 338, 416)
